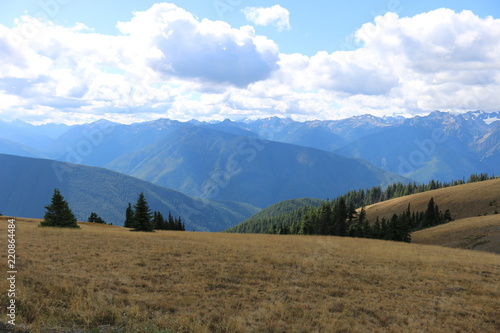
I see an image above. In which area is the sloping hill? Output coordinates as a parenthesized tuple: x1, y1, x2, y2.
(0, 154, 258, 231)
(106, 126, 407, 208)
(412, 215, 500, 254)
(226, 197, 323, 233)
(363, 178, 500, 222)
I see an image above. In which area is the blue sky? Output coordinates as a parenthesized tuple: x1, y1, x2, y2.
(0, 1, 499, 123)
(2, 0, 498, 55)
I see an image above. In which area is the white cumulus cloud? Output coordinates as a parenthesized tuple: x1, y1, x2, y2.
(1, 6, 500, 124)
(243, 5, 291, 32)
(118, 3, 280, 87)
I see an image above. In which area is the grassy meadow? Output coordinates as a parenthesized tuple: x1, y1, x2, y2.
(363, 178, 500, 221)
(412, 214, 500, 254)
(1, 217, 499, 332)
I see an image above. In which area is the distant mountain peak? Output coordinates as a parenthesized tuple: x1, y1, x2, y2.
(91, 119, 119, 126)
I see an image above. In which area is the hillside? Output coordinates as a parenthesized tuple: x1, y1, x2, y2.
(106, 126, 407, 208)
(226, 197, 323, 233)
(362, 178, 500, 222)
(412, 215, 500, 254)
(0, 154, 259, 231)
(1, 217, 499, 332)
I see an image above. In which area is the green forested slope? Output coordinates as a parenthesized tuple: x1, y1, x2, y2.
(0, 154, 258, 231)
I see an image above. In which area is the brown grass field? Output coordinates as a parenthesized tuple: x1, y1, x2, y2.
(363, 178, 500, 221)
(1, 217, 499, 332)
(412, 215, 500, 254)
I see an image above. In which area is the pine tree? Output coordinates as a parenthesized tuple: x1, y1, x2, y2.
(167, 211, 175, 230)
(371, 216, 381, 239)
(133, 193, 154, 232)
(319, 202, 331, 235)
(87, 212, 106, 224)
(153, 211, 165, 230)
(40, 189, 79, 228)
(333, 197, 348, 236)
(124, 203, 135, 228)
(423, 197, 437, 228)
(88, 212, 98, 223)
(443, 209, 453, 222)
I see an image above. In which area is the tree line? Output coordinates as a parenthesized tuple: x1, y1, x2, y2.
(340, 173, 495, 209)
(124, 193, 185, 232)
(229, 172, 495, 235)
(268, 197, 453, 242)
(39, 189, 185, 232)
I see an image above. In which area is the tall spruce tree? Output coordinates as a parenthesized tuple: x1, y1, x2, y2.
(333, 197, 348, 236)
(124, 203, 135, 228)
(133, 193, 154, 232)
(40, 189, 79, 228)
(154, 211, 165, 230)
(423, 197, 437, 228)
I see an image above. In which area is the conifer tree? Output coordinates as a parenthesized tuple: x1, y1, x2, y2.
(153, 211, 165, 230)
(88, 212, 98, 223)
(124, 203, 135, 228)
(372, 216, 381, 239)
(133, 193, 154, 232)
(40, 189, 79, 228)
(443, 209, 453, 222)
(423, 197, 437, 227)
(88, 212, 106, 224)
(168, 211, 175, 230)
(333, 197, 348, 236)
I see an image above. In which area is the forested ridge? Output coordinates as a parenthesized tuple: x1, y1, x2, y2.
(226, 173, 496, 241)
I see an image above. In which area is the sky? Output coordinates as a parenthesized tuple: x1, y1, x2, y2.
(0, 0, 499, 124)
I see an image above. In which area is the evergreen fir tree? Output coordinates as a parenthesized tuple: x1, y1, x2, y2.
(333, 197, 348, 236)
(124, 203, 135, 228)
(88, 212, 98, 223)
(423, 197, 437, 228)
(88, 212, 106, 224)
(95, 216, 105, 224)
(168, 211, 175, 230)
(175, 216, 184, 231)
(319, 202, 331, 235)
(133, 193, 154, 232)
(40, 189, 79, 228)
(153, 211, 165, 230)
(371, 216, 381, 239)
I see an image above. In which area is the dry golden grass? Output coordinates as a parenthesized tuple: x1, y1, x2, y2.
(363, 178, 500, 221)
(1, 217, 499, 332)
(412, 214, 500, 254)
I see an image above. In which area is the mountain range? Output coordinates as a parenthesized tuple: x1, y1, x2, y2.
(0, 154, 258, 231)
(0, 110, 498, 230)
